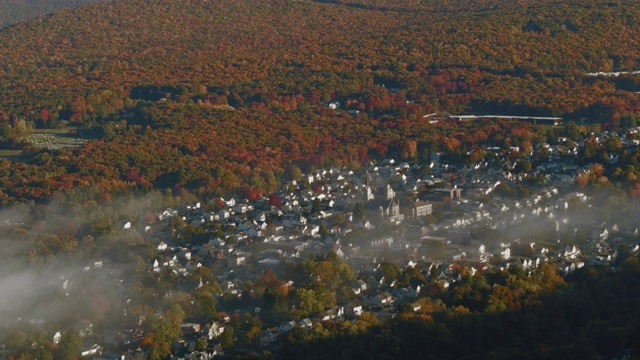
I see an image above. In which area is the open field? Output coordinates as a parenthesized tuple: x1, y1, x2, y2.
(0, 127, 93, 160)
(19, 127, 90, 150)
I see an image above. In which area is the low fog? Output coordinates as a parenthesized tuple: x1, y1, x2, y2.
(0, 191, 169, 335)
(0, 183, 638, 342)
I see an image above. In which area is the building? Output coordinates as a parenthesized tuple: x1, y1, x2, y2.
(411, 201, 433, 217)
(433, 187, 462, 201)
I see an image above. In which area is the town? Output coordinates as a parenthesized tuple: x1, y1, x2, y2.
(5, 121, 640, 360)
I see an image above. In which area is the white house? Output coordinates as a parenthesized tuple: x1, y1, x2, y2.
(207, 322, 225, 339)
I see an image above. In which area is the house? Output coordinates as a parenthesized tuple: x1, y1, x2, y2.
(157, 241, 168, 252)
(500, 247, 511, 260)
(211, 237, 228, 248)
(298, 318, 313, 329)
(158, 255, 177, 268)
(351, 280, 367, 295)
(411, 301, 422, 312)
(221, 280, 236, 292)
(178, 248, 192, 261)
(181, 323, 202, 337)
(180, 278, 203, 292)
(562, 245, 580, 259)
(326, 101, 340, 109)
(559, 260, 584, 275)
(258, 329, 278, 347)
(80, 344, 101, 358)
(206, 322, 224, 339)
(227, 254, 246, 268)
(198, 243, 215, 257)
(51, 331, 62, 345)
(346, 303, 363, 317)
(185, 262, 201, 272)
(159, 208, 178, 220)
(234, 203, 252, 214)
(366, 292, 393, 306)
(354, 219, 374, 230)
(219, 209, 231, 219)
(75, 320, 93, 337)
(218, 312, 230, 323)
(391, 286, 420, 301)
(376, 308, 395, 321)
(389, 285, 407, 300)
(247, 226, 262, 238)
(190, 350, 214, 359)
(279, 321, 297, 333)
(172, 262, 187, 274)
(283, 213, 307, 228)
(437, 279, 451, 289)
(320, 307, 344, 322)
(92, 353, 122, 360)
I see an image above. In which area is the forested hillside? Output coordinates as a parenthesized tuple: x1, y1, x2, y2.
(0, 0, 105, 28)
(1, 0, 640, 205)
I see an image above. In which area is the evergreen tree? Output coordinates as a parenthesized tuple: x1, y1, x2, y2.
(55, 330, 82, 360)
(219, 327, 235, 351)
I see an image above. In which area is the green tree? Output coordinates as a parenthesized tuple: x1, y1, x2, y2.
(517, 159, 532, 173)
(219, 327, 235, 351)
(378, 261, 402, 283)
(312, 198, 322, 213)
(133, 255, 148, 273)
(35, 347, 54, 360)
(5, 330, 28, 351)
(288, 165, 303, 181)
(195, 337, 208, 351)
(55, 330, 82, 360)
(191, 292, 217, 321)
(603, 137, 623, 153)
(244, 326, 261, 346)
(564, 121, 583, 141)
(146, 304, 185, 345)
(353, 202, 366, 221)
(319, 224, 328, 239)
(90, 216, 115, 237)
(332, 214, 346, 227)
(0, 122, 11, 139)
(293, 287, 323, 319)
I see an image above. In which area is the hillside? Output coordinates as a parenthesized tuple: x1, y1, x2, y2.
(0, 0, 105, 28)
(0, 0, 640, 205)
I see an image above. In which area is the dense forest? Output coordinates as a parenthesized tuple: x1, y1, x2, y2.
(1, 0, 640, 206)
(0, 0, 105, 28)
